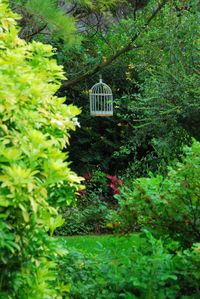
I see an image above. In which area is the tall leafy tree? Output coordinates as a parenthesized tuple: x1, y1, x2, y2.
(10, 0, 165, 86)
(68, 0, 200, 175)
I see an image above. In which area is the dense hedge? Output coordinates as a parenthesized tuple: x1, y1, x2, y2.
(0, 1, 81, 297)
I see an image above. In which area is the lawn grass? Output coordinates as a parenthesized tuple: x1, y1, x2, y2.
(58, 233, 143, 256)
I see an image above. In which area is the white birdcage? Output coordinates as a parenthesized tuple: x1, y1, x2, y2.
(89, 77, 113, 116)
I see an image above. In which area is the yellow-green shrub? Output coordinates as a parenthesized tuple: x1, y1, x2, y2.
(0, 1, 82, 297)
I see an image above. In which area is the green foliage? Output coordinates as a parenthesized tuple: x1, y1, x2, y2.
(0, 1, 81, 297)
(72, 0, 123, 11)
(56, 202, 109, 235)
(131, 0, 200, 137)
(56, 233, 200, 298)
(68, 0, 199, 177)
(10, 0, 124, 48)
(113, 140, 200, 245)
(69, 114, 125, 174)
(57, 233, 177, 299)
(174, 243, 200, 297)
(25, 0, 78, 46)
(56, 169, 121, 235)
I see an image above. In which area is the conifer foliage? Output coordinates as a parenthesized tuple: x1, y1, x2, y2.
(25, 0, 78, 45)
(0, 1, 82, 297)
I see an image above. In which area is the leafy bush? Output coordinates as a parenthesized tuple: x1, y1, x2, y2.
(0, 2, 81, 297)
(56, 207, 91, 236)
(56, 169, 122, 235)
(57, 232, 200, 298)
(55, 205, 107, 236)
(56, 200, 110, 235)
(112, 140, 200, 245)
(174, 243, 200, 297)
(81, 169, 122, 202)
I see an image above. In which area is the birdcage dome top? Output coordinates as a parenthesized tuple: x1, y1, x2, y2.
(89, 78, 113, 117)
(90, 79, 112, 95)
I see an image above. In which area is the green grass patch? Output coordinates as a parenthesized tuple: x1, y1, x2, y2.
(58, 233, 143, 256)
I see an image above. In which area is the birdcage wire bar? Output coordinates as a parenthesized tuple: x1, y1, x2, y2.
(90, 78, 113, 116)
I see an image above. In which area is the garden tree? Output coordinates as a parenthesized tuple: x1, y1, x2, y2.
(9, 0, 199, 177)
(60, 0, 169, 89)
(10, 1, 195, 92)
(0, 1, 82, 297)
(68, 0, 200, 176)
(115, 0, 200, 173)
(9, 0, 164, 82)
(9, 0, 126, 43)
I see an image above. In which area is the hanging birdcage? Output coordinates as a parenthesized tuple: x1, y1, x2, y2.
(89, 77, 113, 116)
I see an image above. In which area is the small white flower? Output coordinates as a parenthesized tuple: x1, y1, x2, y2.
(72, 117, 81, 128)
(65, 117, 70, 122)
(35, 123, 41, 129)
(51, 119, 64, 127)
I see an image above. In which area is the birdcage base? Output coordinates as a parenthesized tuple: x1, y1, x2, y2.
(91, 112, 113, 117)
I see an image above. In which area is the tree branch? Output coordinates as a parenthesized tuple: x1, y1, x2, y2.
(25, 24, 47, 41)
(60, 0, 169, 90)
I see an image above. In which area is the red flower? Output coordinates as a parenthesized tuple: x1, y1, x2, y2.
(107, 175, 122, 185)
(114, 188, 120, 194)
(109, 183, 121, 194)
(107, 174, 122, 195)
(77, 190, 86, 197)
(84, 172, 92, 180)
(116, 178, 122, 185)
(110, 183, 116, 190)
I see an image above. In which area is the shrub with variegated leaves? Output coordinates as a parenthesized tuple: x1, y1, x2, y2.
(0, 1, 82, 298)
